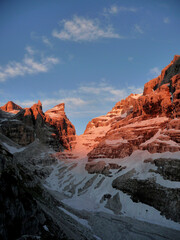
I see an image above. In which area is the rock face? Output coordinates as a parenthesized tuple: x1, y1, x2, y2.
(87, 55, 180, 161)
(0, 144, 67, 240)
(0, 55, 180, 235)
(112, 172, 180, 222)
(0, 120, 35, 146)
(153, 158, 180, 181)
(0, 101, 75, 150)
(0, 101, 22, 114)
(45, 103, 76, 150)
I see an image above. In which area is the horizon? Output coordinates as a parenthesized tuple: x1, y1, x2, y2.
(0, 0, 180, 134)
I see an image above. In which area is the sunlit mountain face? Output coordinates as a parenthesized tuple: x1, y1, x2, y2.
(0, 1, 180, 239)
(0, 54, 180, 239)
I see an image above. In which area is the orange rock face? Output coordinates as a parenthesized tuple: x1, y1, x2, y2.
(0, 100, 76, 150)
(0, 101, 22, 114)
(87, 55, 180, 161)
(45, 103, 76, 150)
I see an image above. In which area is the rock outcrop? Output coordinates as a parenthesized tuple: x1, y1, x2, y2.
(112, 172, 180, 222)
(87, 55, 180, 161)
(0, 101, 22, 114)
(0, 55, 180, 235)
(153, 158, 180, 181)
(45, 103, 76, 150)
(0, 101, 76, 150)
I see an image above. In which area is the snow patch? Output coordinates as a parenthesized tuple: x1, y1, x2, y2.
(2, 142, 26, 154)
(58, 207, 91, 229)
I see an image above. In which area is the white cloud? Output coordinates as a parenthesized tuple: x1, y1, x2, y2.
(16, 100, 36, 107)
(42, 36, 53, 47)
(107, 5, 119, 14)
(18, 97, 88, 111)
(26, 46, 35, 55)
(149, 67, 161, 77)
(31, 32, 53, 48)
(52, 16, 122, 41)
(56, 82, 143, 103)
(128, 86, 143, 94)
(163, 17, 170, 24)
(104, 5, 137, 15)
(14, 82, 143, 121)
(134, 24, 144, 34)
(0, 48, 59, 82)
(78, 85, 127, 101)
(43, 97, 87, 108)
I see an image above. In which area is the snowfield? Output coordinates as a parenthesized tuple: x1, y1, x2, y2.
(44, 148, 180, 231)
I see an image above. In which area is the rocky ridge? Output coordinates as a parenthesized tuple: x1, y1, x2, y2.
(50, 55, 180, 229)
(0, 100, 76, 151)
(0, 55, 180, 239)
(45, 103, 76, 150)
(87, 55, 180, 161)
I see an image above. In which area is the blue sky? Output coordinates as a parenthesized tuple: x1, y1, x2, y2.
(0, 0, 180, 134)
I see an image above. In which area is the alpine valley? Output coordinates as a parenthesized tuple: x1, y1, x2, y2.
(0, 55, 180, 240)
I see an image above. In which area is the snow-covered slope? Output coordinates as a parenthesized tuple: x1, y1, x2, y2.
(44, 150, 180, 230)
(44, 55, 180, 231)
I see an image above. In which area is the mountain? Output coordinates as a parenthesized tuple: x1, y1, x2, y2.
(86, 55, 180, 160)
(45, 103, 76, 150)
(0, 100, 76, 150)
(0, 55, 180, 239)
(0, 101, 22, 114)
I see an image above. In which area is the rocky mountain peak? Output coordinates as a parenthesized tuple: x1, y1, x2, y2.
(45, 103, 65, 118)
(143, 55, 180, 95)
(30, 101, 44, 120)
(45, 103, 76, 150)
(37, 100, 42, 106)
(173, 54, 180, 63)
(85, 55, 180, 161)
(0, 101, 22, 114)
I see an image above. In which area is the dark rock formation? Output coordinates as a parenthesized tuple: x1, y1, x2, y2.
(0, 144, 69, 240)
(112, 174, 180, 222)
(153, 158, 180, 181)
(0, 120, 35, 146)
(0, 101, 76, 151)
(104, 193, 122, 215)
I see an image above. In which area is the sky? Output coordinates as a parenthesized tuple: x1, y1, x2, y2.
(0, 0, 180, 135)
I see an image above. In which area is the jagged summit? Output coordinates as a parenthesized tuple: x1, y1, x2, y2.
(0, 101, 22, 114)
(45, 103, 76, 150)
(0, 100, 76, 150)
(144, 54, 180, 95)
(45, 103, 65, 117)
(71, 55, 180, 160)
(0, 55, 180, 238)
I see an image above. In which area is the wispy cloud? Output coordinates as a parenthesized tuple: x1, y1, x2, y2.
(26, 46, 35, 55)
(0, 48, 59, 82)
(148, 67, 161, 77)
(134, 24, 144, 34)
(16, 100, 37, 107)
(42, 97, 87, 108)
(78, 84, 128, 102)
(14, 81, 143, 120)
(17, 97, 88, 112)
(42, 36, 53, 48)
(52, 16, 122, 42)
(103, 5, 137, 15)
(163, 17, 170, 24)
(31, 32, 53, 48)
(55, 81, 143, 107)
